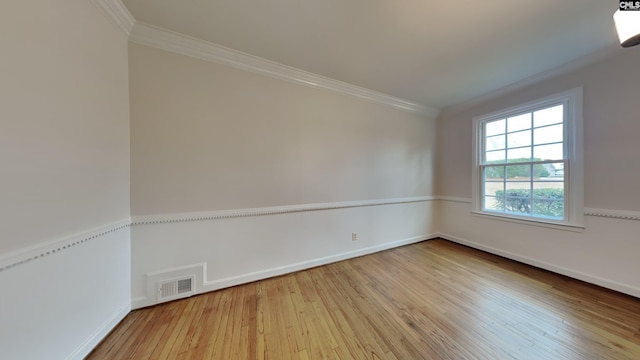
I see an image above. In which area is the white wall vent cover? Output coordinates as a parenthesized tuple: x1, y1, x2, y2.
(144, 263, 205, 307)
(158, 275, 195, 301)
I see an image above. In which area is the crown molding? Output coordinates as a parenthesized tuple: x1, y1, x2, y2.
(440, 44, 621, 118)
(128, 23, 439, 118)
(0, 219, 131, 272)
(132, 196, 435, 225)
(89, 0, 135, 35)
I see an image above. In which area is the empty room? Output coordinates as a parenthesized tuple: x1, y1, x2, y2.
(2, 0, 640, 359)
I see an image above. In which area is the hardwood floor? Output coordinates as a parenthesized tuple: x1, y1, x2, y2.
(87, 239, 640, 359)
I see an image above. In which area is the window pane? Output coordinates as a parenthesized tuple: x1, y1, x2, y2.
(506, 164, 532, 180)
(486, 134, 505, 151)
(484, 165, 505, 180)
(533, 163, 560, 179)
(484, 196, 504, 212)
(534, 105, 563, 128)
(484, 181, 503, 197)
(507, 147, 531, 162)
(507, 130, 531, 148)
(534, 124, 563, 145)
(531, 181, 564, 219)
(504, 196, 531, 214)
(486, 150, 506, 163)
(533, 143, 563, 161)
(507, 113, 531, 133)
(532, 200, 564, 219)
(533, 181, 564, 192)
(542, 161, 565, 179)
(486, 119, 505, 136)
(506, 182, 530, 191)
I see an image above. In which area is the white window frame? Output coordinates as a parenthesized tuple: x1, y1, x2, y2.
(471, 87, 584, 230)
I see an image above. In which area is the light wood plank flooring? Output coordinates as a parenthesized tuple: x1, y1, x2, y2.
(87, 239, 640, 359)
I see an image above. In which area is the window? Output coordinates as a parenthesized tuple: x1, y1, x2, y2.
(472, 88, 583, 228)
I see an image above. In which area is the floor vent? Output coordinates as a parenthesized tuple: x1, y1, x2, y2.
(158, 276, 195, 301)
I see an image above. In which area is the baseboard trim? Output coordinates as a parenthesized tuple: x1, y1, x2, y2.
(436, 232, 640, 299)
(130, 296, 147, 308)
(202, 234, 437, 292)
(132, 233, 437, 309)
(132, 196, 435, 226)
(0, 219, 131, 272)
(66, 303, 131, 360)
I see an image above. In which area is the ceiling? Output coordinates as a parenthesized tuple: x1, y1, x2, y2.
(122, 0, 620, 110)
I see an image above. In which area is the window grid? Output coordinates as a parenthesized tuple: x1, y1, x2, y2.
(471, 87, 583, 229)
(480, 104, 567, 221)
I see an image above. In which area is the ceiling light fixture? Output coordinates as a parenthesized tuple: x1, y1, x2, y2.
(613, 9, 640, 47)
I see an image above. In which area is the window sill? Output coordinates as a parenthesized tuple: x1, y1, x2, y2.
(471, 210, 585, 232)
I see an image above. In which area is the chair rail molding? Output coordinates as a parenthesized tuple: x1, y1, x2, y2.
(0, 219, 132, 272)
(584, 207, 640, 221)
(437, 197, 640, 222)
(131, 196, 436, 225)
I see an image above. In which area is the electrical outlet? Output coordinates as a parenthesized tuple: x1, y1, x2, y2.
(352, 232, 358, 241)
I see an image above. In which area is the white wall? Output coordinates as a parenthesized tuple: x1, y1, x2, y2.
(0, 0, 131, 358)
(128, 43, 437, 307)
(0, 227, 131, 360)
(435, 49, 640, 298)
